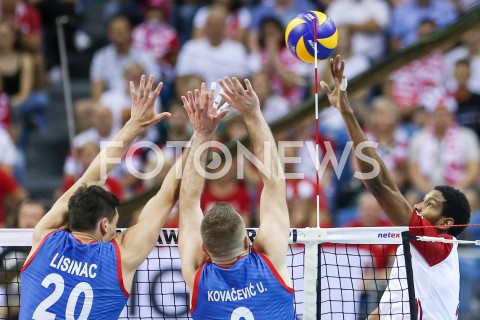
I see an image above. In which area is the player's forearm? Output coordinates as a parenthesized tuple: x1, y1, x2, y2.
(243, 110, 285, 188)
(156, 137, 192, 203)
(80, 120, 143, 185)
(179, 133, 210, 208)
(340, 107, 397, 192)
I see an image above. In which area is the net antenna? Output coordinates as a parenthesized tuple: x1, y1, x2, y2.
(304, 17, 322, 320)
(313, 17, 321, 229)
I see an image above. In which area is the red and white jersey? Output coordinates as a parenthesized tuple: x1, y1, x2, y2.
(379, 211, 459, 319)
(132, 21, 179, 61)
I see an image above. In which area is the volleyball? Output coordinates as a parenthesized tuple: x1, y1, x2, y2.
(285, 11, 338, 63)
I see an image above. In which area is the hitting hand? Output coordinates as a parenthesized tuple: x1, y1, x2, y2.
(320, 55, 350, 113)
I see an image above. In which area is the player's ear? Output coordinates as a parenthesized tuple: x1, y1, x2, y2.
(437, 217, 454, 230)
(99, 217, 108, 235)
(244, 235, 249, 250)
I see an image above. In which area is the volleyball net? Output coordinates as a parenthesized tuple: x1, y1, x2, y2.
(0, 227, 421, 319)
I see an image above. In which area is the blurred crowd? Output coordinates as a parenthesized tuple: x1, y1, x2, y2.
(0, 0, 479, 318)
(0, 0, 479, 238)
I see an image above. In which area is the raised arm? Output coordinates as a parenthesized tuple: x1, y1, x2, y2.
(219, 77, 290, 273)
(320, 56, 412, 226)
(179, 84, 229, 289)
(115, 145, 190, 289)
(33, 75, 170, 242)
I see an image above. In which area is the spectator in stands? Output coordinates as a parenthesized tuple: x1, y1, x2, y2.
(63, 106, 116, 179)
(0, 126, 17, 173)
(251, 72, 289, 123)
(365, 96, 409, 191)
(0, 21, 48, 148)
(387, 19, 445, 119)
(175, 5, 249, 93)
(0, 0, 47, 93)
(318, 26, 370, 112)
(465, 189, 480, 240)
(162, 101, 191, 142)
(220, 114, 247, 143)
(0, 79, 10, 130)
(0, 168, 26, 227)
(132, 0, 179, 106)
(90, 15, 159, 100)
(248, 0, 310, 52)
(174, 74, 204, 101)
(73, 97, 98, 133)
(282, 145, 331, 228)
(449, 0, 479, 12)
(13, 198, 46, 228)
(326, 0, 390, 60)
(103, 0, 143, 25)
(34, 0, 82, 82)
(0, 198, 46, 319)
(60, 142, 124, 200)
(172, 0, 203, 44)
(68, 103, 159, 200)
(100, 63, 161, 131)
(408, 89, 480, 194)
(201, 160, 253, 227)
(248, 17, 308, 107)
(344, 192, 392, 229)
(192, 0, 251, 45)
(451, 59, 480, 138)
(445, 26, 480, 94)
(389, 0, 458, 51)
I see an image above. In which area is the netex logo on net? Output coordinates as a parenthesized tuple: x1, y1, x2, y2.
(377, 232, 401, 238)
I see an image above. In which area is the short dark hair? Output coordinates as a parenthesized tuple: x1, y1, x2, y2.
(259, 17, 284, 48)
(455, 58, 470, 68)
(434, 186, 471, 237)
(68, 185, 120, 232)
(201, 202, 245, 256)
(108, 14, 132, 29)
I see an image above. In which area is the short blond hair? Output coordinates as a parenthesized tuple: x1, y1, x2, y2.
(201, 202, 245, 257)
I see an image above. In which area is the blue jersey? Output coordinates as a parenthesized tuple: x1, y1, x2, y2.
(191, 249, 296, 320)
(20, 229, 128, 320)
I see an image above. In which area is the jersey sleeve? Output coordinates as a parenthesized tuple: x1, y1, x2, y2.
(408, 210, 453, 267)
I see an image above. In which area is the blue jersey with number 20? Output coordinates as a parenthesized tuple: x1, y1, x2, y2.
(20, 229, 128, 320)
(191, 249, 296, 320)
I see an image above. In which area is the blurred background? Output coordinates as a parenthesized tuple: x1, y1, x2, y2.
(0, 0, 479, 318)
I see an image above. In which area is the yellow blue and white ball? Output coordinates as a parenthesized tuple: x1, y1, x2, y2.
(285, 11, 338, 63)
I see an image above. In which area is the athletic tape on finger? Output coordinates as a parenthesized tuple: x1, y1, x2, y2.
(340, 77, 348, 92)
(213, 89, 224, 110)
(218, 102, 230, 112)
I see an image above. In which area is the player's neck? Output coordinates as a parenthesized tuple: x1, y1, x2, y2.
(211, 251, 248, 267)
(70, 231, 103, 244)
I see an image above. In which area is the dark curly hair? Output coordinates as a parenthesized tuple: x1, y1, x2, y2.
(434, 186, 471, 237)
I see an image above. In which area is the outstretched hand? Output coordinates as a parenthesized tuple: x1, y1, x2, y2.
(320, 55, 350, 113)
(129, 75, 171, 127)
(181, 83, 229, 137)
(218, 77, 260, 116)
